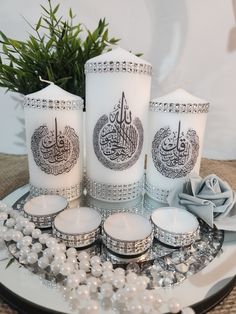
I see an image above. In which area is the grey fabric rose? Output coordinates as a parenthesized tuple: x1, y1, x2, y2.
(168, 174, 236, 228)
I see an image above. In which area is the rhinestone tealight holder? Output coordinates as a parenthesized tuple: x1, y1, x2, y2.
(23, 195, 68, 228)
(102, 212, 153, 256)
(151, 207, 200, 247)
(52, 207, 101, 248)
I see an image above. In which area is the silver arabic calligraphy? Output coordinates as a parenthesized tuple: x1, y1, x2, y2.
(152, 121, 199, 178)
(93, 91, 143, 171)
(100, 92, 138, 163)
(31, 118, 80, 175)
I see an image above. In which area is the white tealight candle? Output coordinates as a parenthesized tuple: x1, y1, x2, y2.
(24, 82, 84, 201)
(85, 47, 152, 202)
(103, 212, 153, 255)
(151, 207, 199, 247)
(53, 207, 101, 248)
(146, 88, 209, 203)
(23, 195, 68, 228)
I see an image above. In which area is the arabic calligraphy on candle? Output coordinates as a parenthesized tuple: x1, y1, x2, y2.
(152, 121, 199, 178)
(93, 92, 143, 171)
(31, 118, 80, 175)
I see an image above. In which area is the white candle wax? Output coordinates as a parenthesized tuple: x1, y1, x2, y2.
(85, 47, 151, 200)
(24, 83, 84, 200)
(146, 88, 209, 202)
(151, 207, 199, 234)
(54, 207, 101, 234)
(24, 195, 68, 216)
(103, 212, 152, 241)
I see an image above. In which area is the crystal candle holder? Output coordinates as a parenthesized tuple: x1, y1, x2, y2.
(85, 47, 151, 202)
(146, 88, 209, 203)
(52, 207, 101, 248)
(102, 212, 153, 256)
(151, 207, 199, 247)
(24, 82, 84, 201)
(23, 195, 68, 228)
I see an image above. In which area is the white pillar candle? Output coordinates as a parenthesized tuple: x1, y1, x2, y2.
(151, 207, 199, 247)
(146, 88, 209, 203)
(24, 83, 84, 201)
(53, 207, 101, 247)
(85, 47, 152, 202)
(23, 195, 68, 228)
(103, 212, 153, 255)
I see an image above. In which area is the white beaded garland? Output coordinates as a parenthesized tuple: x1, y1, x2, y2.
(0, 201, 190, 314)
(168, 297, 182, 313)
(32, 229, 42, 239)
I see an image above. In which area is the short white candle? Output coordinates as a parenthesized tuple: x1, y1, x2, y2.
(146, 88, 209, 202)
(103, 212, 152, 241)
(54, 207, 101, 234)
(24, 82, 84, 201)
(151, 207, 199, 234)
(85, 47, 151, 201)
(24, 195, 68, 216)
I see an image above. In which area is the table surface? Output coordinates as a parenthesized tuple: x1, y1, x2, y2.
(0, 153, 235, 314)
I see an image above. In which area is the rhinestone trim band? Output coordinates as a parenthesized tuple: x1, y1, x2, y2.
(23, 207, 67, 229)
(52, 224, 101, 248)
(24, 97, 84, 111)
(149, 102, 210, 113)
(152, 222, 200, 247)
(86, 195, 143, 219)
(85, 61, 152, 75)
(102, 229, 154, 256)
(29, 183, 83, 201)
(145, 180, 169, 203)
(86, 177, 144, 202)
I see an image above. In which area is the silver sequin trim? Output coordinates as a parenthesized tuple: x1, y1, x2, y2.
(86, 177, 144, 202)
(145, 180, 169, 203)
(152, 222, 200, 247)
(52, 224, 101, 248)
(85, 61, 152, 75)
(149, 102, 209, 113)
(23, 206, 67, 229)
(24, 97, 84, 111)
(29, 183, 83, 201)
(102, 229, 153, 256)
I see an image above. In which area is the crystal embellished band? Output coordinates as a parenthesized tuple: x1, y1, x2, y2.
(145, 180, 169, 203)
(24, 97, 84, 111)
(29, 183, 83, 201)
(152, 222, 200, 247)
(149, 102, 210, 114)
(102, 229, 153, 256)
(86, 177, 144, 202)
(23, 207, 67, 229)
(52, 224, 101, 248)
(86, 195, 143, 219)
(85, 61, 152, 75)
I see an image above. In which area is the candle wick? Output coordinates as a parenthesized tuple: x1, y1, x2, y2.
(39, 76, 55, 85)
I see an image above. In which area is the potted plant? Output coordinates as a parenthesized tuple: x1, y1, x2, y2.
(0, 0, 119, 110)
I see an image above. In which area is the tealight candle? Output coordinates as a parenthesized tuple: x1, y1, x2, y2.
(102, 212, 153, 256)
(151, 207, 199, 247)
(53, 207, 101, 248)
(85, 47, 152, 202)
(24, 81, 84, 201)
(23, 195, 68, 228)
(146, 88, 209, 203)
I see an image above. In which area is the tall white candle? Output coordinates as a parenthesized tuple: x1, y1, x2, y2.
(85, 47, 152, 202)
(24, 83, 84, 201)
(146, 88, 209, 203)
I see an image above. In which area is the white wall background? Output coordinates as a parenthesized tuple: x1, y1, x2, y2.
(0, 0, 235, 159)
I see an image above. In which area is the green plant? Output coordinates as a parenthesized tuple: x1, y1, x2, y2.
(0, 0, 119, 109)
